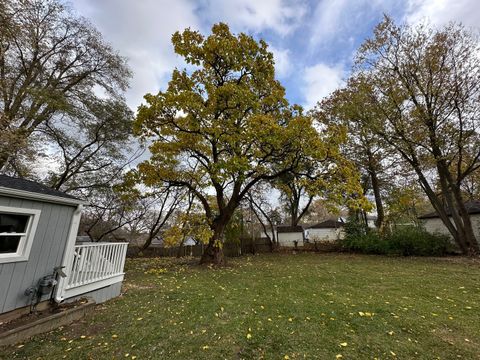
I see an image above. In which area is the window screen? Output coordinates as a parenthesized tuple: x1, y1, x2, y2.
(0, 213, 30, 254)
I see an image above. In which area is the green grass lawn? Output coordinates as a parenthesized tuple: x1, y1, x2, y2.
(1, 253, 480, 359)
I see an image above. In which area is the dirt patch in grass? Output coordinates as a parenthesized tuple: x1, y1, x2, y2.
(435, 326, 480, 354)
(0, 299, 87, 333)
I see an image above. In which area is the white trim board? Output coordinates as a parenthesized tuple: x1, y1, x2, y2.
(54, 204, 83, 303)
(62, 274, 124, 299)
(0, 187, 86, 206)
(0, 205, 41, 264)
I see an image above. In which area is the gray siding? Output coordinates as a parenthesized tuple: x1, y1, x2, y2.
(0, 195, 75, 314)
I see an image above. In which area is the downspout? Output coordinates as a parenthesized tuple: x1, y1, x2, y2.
(54, 204, 83, 303)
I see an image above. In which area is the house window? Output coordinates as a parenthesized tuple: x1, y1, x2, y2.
(0, 206, 41, 264)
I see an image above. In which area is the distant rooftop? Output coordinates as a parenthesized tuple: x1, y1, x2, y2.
(0, 174, 80, 201)
(308, 219, 344, 229)
(277, 225, 304, 233)
(418, 200, 480, 219)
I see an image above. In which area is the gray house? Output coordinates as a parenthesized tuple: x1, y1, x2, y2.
(0, 175, 128, 317)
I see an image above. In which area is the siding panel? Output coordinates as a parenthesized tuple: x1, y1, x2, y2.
(0, 196, 75, 314)
(2, 199, 43, 312)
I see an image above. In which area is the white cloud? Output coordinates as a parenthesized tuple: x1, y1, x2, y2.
(309, 0, 393, 46)
(72, 0, 200, 110)
(198, 0, 307, 36)
(71, 0, 308, 111)
(310, 0, 349, 44)
(405, 0, 480, 28)
(301, 63, 345, 110)
(269, 46, 292, 78)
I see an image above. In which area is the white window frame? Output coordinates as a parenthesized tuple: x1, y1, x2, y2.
(0, 205, 41, 264)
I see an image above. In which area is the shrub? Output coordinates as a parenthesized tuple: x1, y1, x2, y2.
(340, 225, 451, 256)
(341, 231, 386, 254)
(385, 227, 451, 256)
(343, 217, 368, 238)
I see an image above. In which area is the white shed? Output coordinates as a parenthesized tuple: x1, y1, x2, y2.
(0, 175, 128, 317)
(418, 201, 480, 241)
(276, 225, 304, 247)
(305, 220, 345, 242)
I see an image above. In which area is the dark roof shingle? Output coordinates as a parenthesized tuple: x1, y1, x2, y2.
(308, 220, 344, 229)
(277, 225, 304, 233)
(0, 174, 80, 201)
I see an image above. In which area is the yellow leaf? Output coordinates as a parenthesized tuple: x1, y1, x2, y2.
(340, 342, 348, 347)
(336, 355, 343, 359)
(246, 333, 252, 339)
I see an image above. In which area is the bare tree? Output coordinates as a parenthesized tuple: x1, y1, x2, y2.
(0, 0, 131, 169)
(354, 17, 480, 253)
(247, 186, 279, 250)
(38, 97, 141, 194)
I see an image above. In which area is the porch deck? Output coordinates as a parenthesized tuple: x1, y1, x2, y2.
(57, 242, 128, 300)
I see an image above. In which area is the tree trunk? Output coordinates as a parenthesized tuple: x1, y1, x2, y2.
(0, 150, 10, 172)
(369, 169, 384, 229)
(451, 184, 479, 254)
(200, 222, 226, 265)
(200, 237, 225, 265)
(436, 161, 475, 254)
(406, 158, 467, 252)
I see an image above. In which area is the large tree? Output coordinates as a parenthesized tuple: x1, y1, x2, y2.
(133, 23, 357, 264)
(313, 84, 395, 229)
(353, 17, 480, 253)
(0, 0, 130, 169)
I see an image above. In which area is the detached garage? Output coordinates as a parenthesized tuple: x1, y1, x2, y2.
(418, 200, 480, 242)
(306, 220, 345, 242)
(277, 225, 304, 247)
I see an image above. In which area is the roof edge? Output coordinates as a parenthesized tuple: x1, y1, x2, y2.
(0, 186, 87, 206)
(418, 209, 480, 219)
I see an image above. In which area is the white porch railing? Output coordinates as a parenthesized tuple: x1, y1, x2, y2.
(62, 242, 128, 298)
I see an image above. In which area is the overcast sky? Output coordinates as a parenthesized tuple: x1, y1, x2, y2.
(69, 0, 480, 111)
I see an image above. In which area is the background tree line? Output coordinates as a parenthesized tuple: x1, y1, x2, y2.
(2, 0, 479, 262)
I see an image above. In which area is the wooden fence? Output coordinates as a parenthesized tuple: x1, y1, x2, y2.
(127, 237, 273, 258)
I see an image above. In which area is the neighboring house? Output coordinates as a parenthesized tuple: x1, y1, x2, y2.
(0, 175, 128, 317)
(418, 200, 480, 242)
(305, 220, 345, 242)
(149, 236, 196, 248)
(276, 225, 304, 247)
(150, 236, 164, 247)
